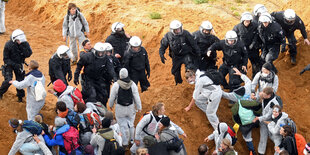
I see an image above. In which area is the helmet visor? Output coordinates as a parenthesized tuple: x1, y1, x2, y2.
(96, 50, 105, 58)
(15, 34, 27, 43)
(173, 28, 182, 35)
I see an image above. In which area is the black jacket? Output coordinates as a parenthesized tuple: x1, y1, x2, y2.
(258, 22, 285, 45)
(123, 47, 150, 74)
(108, 55, 122, 80)
(3, 40, 32, 66)
(279, 135, 298, 155)
(159, 30, 201, 58)
(209, 40, 248, 66)
(271, 11, 307, 39)
(233, 22, 259, 47)
(192, 30, 219, 56)
(74, 52, 116, 82)
(105, 33, 130, 58)
(48, 54, 71, 84)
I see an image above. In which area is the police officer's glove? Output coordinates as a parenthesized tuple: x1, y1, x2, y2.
(160, 54, 166, 64)
(281, 44, 286, 53)
(14, 63, 22, 70)
(74, 77, 79, 85)
(67, 73, 72, 82)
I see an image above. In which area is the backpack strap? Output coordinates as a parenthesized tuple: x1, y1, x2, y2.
(142, 113, 154, 136)
(98, 128, 113, 134)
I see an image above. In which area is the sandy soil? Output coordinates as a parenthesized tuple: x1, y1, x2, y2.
(0, 0, 310, 154)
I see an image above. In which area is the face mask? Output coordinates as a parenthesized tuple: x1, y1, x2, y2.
(189, 81, 195, 85)
(261, 73, 268, 77)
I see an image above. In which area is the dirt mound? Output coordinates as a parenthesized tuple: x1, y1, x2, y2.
(1, 0, 310, 154)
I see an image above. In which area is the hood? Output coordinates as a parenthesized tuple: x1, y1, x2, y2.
(26, 69, 43, 78)
(98, 128, 114, 139)
(56, 124, 70, 135)
(218, 122, 228, 135)
(117, 80, 133, 90)
(60, 86, 75, 97)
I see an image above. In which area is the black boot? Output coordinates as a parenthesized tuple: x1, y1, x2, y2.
(18, 97, 23, 102)
(291, 56, 296, 65)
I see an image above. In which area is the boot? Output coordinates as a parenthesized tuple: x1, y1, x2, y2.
(246, 142, 256, 155)
(291, 56, 296, 65)
(18, 96, 23, 102)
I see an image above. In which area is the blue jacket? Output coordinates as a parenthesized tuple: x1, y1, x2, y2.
(43, 124, 70, 155)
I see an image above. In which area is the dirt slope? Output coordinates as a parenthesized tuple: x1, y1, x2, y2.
(0, 0, 309, 154)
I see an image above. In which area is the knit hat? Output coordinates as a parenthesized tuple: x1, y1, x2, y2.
(143, 135, 157, 147)
(54, 117, 67, 127)
(233, 86, 245, 97)
(119, 68, 128, 79)
(9, 118, 20, 128)
(84, 144, 94, 155)
(262, 62, 272, 71)
(53, 79, 66, 93)
(304, 143, 310, 154)
(160, 116, 170, 127)
(101, 118, 111, 128)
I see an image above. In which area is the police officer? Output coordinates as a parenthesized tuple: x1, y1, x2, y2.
(48, 45, 72, 85)
(253, 4, 268, 23)
(258, 13, 285, 73)
(271, 9, 310, 64)
(123, 36, 150, 92)
(105, 22, 131, 63)
(159, 20, 201, 85)
(233, 12, 261, 78)
(74, 42, 117, 106)
(207, 30, 248, 90)
(0, 29, 32, 101)
(192, 21, 220, 71)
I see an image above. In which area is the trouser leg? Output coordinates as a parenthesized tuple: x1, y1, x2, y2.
(14, 67, 25, 98)
(69, 37, 78, 61)
(0, 66, 12, 96)
(116, 116, 130, 146)
(228, 66, 243, 91)
(171, 57, 184, 84)
(0, 2, 5, 33)
(138, 71, 150, 92)
(94, 81, 108, 106)
(219, 64, 230, 89)
(287, 33, 297, 58)
(248, 48, 261, 79)
(265, 45, 280, 73)
(258, 122, 269, 154)
(206, 91, 222, 130)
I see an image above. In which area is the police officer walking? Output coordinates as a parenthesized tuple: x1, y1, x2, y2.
(233, 12, 261, 78)
(123, 36, 150, 92)
(192, 21, 220, 71)
(208, 30, 248, 90)
(74, 42, 117, 106)
(106, 22, 131, 63)
(159, 20, 201, 85)
(0, 29, 32, 101)
(258, 13, 285, 73)
(271, 9, 310, 64)
(48, 45, 73, 85)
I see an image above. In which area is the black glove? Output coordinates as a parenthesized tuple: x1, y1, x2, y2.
(300, 69, 306, 75)
(67, 73, 72, 82)
(74, 77, 79, 85)
(160, 54, 166, 64)
(281, 44, 286, 53)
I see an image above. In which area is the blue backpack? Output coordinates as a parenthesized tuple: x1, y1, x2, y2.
(66, 109, 81, 128)
(22, 120, 43, 135)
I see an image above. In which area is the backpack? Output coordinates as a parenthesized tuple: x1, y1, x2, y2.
(62, 126, 80, 154)
(34, 80, 46, 102)
(83, 112, 101, 129)
(66, 109, 81, 128)
(275, 95, 283, 108)
(223, 125, 237, 146)
(200, 69, 223, 85)
(117, 85, 133, 106)
(283, 118, 297, 134)
(294, 133, 306, 155)
(163, 131, 184, 153)
(138, 112, 153, 136)
(237, 99, 255, 126)
(22, 120, 43, 135)
(66, 8, 85, 35)
(100, 128, 124, 155)
(70, 87, 85, 105)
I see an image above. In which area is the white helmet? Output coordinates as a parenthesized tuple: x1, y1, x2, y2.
(102, 42, 113, 54)
(93, 42, 106, 58)
(170, 20, 183, 35)
(129, 36, 142, 47)
(11, 29, 27, 43)
(259, 12, 272, 23)
(284, 9, 296, 25)
(225, 30, 238, 46)
(253, 4, 268, 16)
(241, 12, 253, 23)
(111, 22, 125, 33)
(56, 45, 72, 59)
(200, 21, 213, 36)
